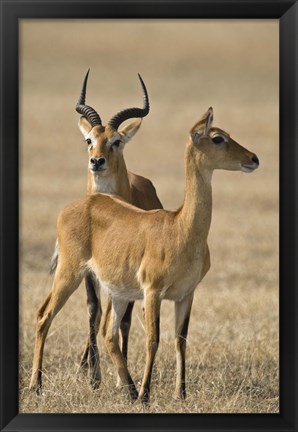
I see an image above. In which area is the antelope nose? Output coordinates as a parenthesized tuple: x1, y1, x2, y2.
(90, 157, 106, 168)
(252, 154, 259, 166)
(98, 157, 106, 167)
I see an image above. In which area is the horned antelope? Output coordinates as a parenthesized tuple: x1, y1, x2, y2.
(30, 107, 259, 403)
(49, 70, 162, 390)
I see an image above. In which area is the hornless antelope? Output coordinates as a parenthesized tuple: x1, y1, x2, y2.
(30, 108, 259, 403)
(50, 70, 162, 389)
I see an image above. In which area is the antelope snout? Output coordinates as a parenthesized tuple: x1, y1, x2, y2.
(241, 153, 259, 173)
(89, 157, 107, 172)
(251, 154, 259, 166)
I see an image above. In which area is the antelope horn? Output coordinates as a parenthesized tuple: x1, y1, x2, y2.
(76, 69, 102, 127)
(108, 74, 150, 130)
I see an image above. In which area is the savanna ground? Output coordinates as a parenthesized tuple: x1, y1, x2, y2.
(19, 20, 279, 413)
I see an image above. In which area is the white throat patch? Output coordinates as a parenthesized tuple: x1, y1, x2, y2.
(92, 174, 118, 194)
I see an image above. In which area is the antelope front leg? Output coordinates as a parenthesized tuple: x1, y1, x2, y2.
(174, 293, 193, 399)
(104, 298, 138, 402)
(139, 289, 161, 404)
(79, 272, 102, 389)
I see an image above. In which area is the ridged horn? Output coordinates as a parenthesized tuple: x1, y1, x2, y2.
(76, 69, 102, 127)
(108, 74, 150, 130)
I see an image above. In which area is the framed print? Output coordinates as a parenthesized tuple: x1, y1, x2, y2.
(0, 1, 297, 431)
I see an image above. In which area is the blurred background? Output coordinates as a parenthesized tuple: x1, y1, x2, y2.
(19, 20, 279, 413)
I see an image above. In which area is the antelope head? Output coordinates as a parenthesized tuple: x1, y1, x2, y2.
(190, 107, 259, 173)
(76, 69, 150, 176)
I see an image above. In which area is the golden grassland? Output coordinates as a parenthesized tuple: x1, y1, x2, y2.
(19, 20, 279, 413)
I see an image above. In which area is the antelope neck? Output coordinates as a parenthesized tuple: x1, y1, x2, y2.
(176, 144, 213, 243)
(87, 161, 131, 201)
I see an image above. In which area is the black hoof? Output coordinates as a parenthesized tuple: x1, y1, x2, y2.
(90, 378, 101, 390)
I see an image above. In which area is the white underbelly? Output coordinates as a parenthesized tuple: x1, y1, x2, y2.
(87, 253, 207, 304)
(100, 280, 144, 302)
(87, 259, 144, 302)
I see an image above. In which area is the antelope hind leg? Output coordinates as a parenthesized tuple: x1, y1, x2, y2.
(30, 269, 82, 394)
(104, 297, 138, 402)
(139, 289, 161, 405)
(79, 272, 102, 389)
(115, 301, 135, 387)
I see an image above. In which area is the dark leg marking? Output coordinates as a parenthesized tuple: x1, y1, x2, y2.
(120, 301, 134, 363)
(80, 272, 102, 388)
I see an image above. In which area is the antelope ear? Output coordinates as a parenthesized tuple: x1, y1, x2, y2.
(204, 107, 214, 132)
(190, 107, 214, 142)
(118, 118, 142, 144)
(78, 116, 92, 138)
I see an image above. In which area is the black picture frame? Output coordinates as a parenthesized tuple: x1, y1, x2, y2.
(0, 1, 297, 431)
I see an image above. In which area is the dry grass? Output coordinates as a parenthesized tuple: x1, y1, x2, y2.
(19, 19, 279, 413)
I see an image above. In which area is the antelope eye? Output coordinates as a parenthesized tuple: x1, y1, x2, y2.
(112, 140, 121, 148)
(212, 135, 225, 144)
(86, 138, 92, 145)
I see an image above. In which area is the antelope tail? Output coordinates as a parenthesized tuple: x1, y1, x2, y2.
(49, 240, 59, 275)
